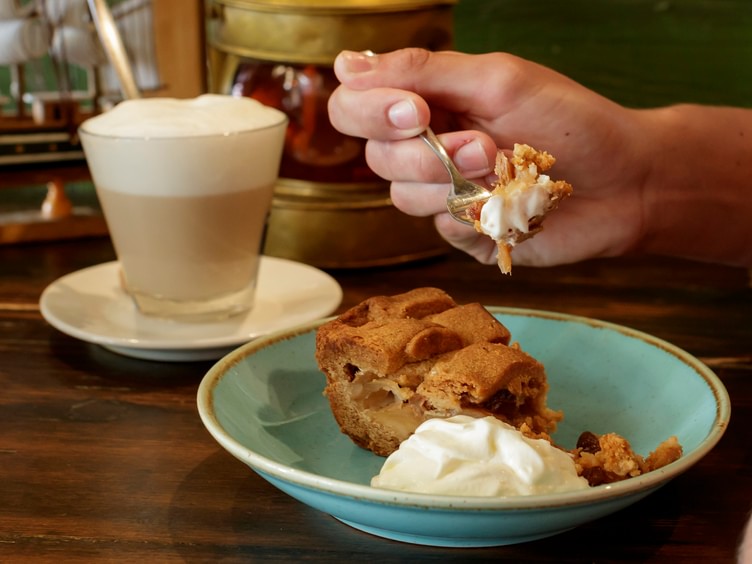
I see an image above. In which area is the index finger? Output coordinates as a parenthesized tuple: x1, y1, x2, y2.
(331, 49, 521, 121)
(327, 84, 430, 140)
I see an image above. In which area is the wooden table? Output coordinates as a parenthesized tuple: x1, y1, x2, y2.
(0, 236, 750, 562)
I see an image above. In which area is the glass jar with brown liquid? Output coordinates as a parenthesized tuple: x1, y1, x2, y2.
(229, 60, 372, 185)
(206, 0, 456, 268)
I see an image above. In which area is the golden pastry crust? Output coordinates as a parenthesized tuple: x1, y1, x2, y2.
(417, 342, 559, 437)
(315, 287, 561, 456)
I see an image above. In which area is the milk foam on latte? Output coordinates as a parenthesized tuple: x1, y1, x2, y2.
(79, 95, 288, 318)
(80, 95, 287, 197)
(81, 94, 284, 138)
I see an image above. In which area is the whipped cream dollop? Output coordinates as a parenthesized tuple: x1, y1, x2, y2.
(479, 166, 555, 243)
(371, 415, 589, 497)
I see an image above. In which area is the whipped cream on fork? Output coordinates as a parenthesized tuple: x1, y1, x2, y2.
(475, 144, 573, 274)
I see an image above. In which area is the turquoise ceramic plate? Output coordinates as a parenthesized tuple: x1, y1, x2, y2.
(197, 307, 730, 547)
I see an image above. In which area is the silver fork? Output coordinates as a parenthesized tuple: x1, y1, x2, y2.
(419, 127, 492, 226)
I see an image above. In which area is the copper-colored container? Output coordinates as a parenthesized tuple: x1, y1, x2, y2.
(205, 0, 456, 268)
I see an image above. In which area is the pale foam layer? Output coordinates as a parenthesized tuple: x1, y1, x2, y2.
(80, 94, 286, 138)
(79, 95, 287, 197)
(371, 415, 589, 497)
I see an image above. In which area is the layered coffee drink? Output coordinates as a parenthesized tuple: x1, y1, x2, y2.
(79, 95, 288, 319)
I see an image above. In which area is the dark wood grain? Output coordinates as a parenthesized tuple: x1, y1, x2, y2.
(0, 236, 750, 562)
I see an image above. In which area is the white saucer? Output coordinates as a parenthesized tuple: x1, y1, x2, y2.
(39, 257, 343, 362)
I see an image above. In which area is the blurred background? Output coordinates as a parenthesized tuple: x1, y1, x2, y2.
(1, 0, 750, 266)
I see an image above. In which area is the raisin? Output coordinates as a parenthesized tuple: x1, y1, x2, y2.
(577, 431, 601, 454)
(581, 466, 608, 487)
(343, 364, 358, 382)
(481, 389, 516, 412)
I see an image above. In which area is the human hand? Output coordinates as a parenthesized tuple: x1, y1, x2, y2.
(328, 48, 653, 268)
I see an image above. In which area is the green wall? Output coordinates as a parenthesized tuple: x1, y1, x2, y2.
(453, 0, 752, 108)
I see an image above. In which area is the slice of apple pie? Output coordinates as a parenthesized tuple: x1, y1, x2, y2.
(314, 287, 561, 456)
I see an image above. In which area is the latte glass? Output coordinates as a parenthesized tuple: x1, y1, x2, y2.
(79, 95, 287, 320)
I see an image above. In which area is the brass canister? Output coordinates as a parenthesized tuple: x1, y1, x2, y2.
(205, 0, 456, 268)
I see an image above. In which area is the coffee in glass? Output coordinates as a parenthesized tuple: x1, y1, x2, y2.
(79, 94, 288, 320)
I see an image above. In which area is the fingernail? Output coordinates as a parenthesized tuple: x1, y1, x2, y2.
(454, 139, 491, 173)
(387, 99, 419, 130)
(339, 50, 378, 73)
